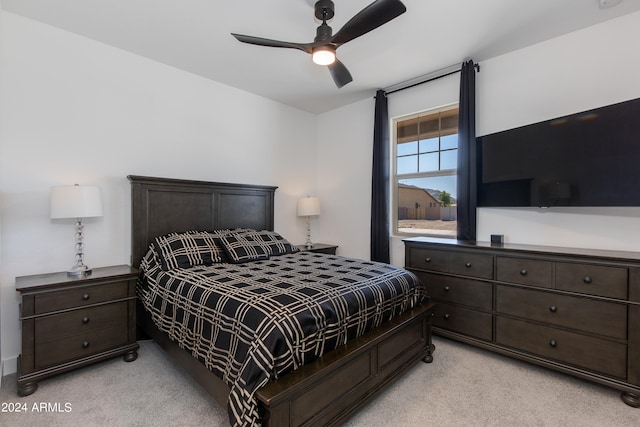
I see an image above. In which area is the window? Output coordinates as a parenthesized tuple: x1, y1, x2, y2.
(393, 105, 458, 237)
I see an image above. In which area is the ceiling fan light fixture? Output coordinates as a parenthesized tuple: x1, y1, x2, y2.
(312, 46, 336, 65)
(232, 0, 407, 87)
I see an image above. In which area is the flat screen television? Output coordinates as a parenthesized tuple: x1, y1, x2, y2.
(477, 97, 640, 207)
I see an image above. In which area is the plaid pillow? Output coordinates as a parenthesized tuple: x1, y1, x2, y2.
(219, 233, 270, 263)
(153, 231, 227, 271)
(239, 230, 299, 256)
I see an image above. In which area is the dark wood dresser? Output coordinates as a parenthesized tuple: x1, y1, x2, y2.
(404, 237, 640, 407)
(16, 265, 139, 396)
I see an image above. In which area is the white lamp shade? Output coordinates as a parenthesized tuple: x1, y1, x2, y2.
(297, 197, 321, 217)
(50, 185, 104, 219)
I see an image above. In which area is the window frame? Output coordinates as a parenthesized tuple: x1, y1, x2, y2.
(391, 103, 459, 238)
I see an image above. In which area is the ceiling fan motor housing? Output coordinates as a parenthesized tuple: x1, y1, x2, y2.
(315, 23, 333, 42)
(315, 0, 335, 21)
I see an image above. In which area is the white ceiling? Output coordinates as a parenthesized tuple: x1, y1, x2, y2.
(2, 0, 640, 114)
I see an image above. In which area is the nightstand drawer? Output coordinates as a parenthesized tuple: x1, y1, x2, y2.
(295, 244, 338, 255)
(555, 262, 627, 299)
(34, 321, 129, 370)
(35, 302, 128, 341)
(34, 281, 130, 314)
(308, 246, 337, 255)
(497, 257, 553, 288)
(496, 285, 626, 339)
(496, 316, 627, 378)
(416, 272, 492, 311)
(433, 302, 493, 341)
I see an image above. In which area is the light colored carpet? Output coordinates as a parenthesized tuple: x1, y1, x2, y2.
(1, 337, 637, 426)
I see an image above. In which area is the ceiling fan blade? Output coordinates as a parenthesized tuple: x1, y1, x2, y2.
(231, 33, 312, 54)
(328, 59, 353, 88)
(331, 0, 406, 46)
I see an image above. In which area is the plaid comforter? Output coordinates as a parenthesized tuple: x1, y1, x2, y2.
(139, 249, 427, 426)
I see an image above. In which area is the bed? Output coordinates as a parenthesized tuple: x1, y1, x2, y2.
(129, 175, 436, 427)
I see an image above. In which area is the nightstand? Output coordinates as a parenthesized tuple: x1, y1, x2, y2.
(15, 265, 139, 397)
(295, 243, 338, 255)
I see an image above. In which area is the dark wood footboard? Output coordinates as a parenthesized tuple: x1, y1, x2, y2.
(140, 301, 435, 426)
(257, 301, 436, 426)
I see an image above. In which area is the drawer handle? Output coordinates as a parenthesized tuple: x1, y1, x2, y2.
(549, 305, 557, 313)
(465, 262, 472, 268)
(81, 340, 90, 349)
(583, 276, 592, 284)
(444, 286, 450, 292)
(82, 293, 90, 301)
(82, 317, 90, 324)
(424, 257, 432, 263)
(444, 313, 450, 320)
(520, 269, 528, 276)
(549, 339, 557, 348)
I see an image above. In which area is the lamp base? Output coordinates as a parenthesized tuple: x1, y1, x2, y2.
(67, 263, 92, 277)
(67, 218, 92, 276)
(304, 216, 314, 250)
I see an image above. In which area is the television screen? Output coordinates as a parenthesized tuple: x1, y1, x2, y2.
(477, 97, 640, 207)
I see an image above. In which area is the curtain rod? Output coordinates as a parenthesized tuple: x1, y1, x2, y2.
(383, 62, 480, 96)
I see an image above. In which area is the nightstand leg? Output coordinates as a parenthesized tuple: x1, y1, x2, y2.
(17, 381, 38, 397)
(621, 392, 640, 408)
(123, 350, 138, 362)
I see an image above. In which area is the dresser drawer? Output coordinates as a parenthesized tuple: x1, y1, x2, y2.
(496, 316, 627, 378)
(34, 281, 130, 314)
(497, 257, 553, 288)
(448, 252, 494, 279)
(496, 286, 627, 339)
(433, 302, 493, 341)
(416, 272, 492, 311)
(407, 247, 493, 279)
(555, 262, 628, 299)
(35, 302, 128, 341)
(407, 247, 449, 272)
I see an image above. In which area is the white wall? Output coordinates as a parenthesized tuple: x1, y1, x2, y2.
(317, 10, 640, 266)
(0, 13, 317, 375)
(475, 11, 640, 249)
(316, 97, 376, 260)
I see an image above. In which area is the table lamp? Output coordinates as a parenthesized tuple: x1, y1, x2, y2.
(297, 196, 321, 249)
(50, 184, 103, 276)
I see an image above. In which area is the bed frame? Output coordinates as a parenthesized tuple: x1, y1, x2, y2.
(128, 175, 436, 426)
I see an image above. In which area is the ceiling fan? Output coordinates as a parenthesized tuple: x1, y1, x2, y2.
(231, 0, 406, 88)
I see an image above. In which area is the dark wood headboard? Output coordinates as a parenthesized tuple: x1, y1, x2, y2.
(128, 175, 277, 267)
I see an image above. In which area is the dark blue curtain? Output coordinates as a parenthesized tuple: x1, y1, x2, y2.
(371, 90, 390, 263)
(456, 60, 478, 241)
